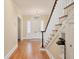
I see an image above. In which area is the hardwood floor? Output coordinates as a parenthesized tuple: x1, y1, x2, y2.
(9, 40, 50, 59)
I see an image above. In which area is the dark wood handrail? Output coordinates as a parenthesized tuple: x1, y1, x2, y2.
(41, 0, 58, 48)
(44, 0, 58, 32)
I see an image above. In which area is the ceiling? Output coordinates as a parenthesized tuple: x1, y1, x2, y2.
(13, 0, 55, 16)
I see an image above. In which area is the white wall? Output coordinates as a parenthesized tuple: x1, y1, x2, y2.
(4, 0, 18, 57)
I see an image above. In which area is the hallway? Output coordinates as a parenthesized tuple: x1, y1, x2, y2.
(4, 0, 74, 59)
(9, 40, 50, 59)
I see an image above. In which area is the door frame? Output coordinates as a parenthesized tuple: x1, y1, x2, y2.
(18, 17, 21, 41)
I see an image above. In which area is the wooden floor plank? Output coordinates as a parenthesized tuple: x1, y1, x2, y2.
(9, 40, 50, 59)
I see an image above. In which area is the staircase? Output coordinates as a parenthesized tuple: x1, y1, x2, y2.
(41, 0, 74, 59)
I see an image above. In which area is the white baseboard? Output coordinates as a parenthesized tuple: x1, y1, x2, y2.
(5, 44, 17, 59)
(23, 37, 41, 40)
(40, 48, 46, 51)
(46, 49, 55, 59)
(23, 37, 28, 39)
(40, 48, 55, 59)
(23, 37, 32, 39)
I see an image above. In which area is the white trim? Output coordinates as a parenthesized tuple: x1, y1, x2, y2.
(23, 36, 33, 39)
(29, 39, 41, 42)
(23, 37, 41, 40)
(4, 44, 17, 59)
(23, 37, 32, 39)
(23, 37, 27, 39)
(22, 38, 41, 42)
(40, 48, 55, 59)
(46, 49, 55, 59)
(40, 48, 46, 51)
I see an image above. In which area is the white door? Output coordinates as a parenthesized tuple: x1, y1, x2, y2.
(26, 21, 32, 39)
(26, 17, 44, 39)
(31, 17, 41, 39)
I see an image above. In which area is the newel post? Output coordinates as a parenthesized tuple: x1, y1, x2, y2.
(41, 31, 45, 48)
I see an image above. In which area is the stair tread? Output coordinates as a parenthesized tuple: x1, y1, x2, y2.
(59, 15, 68, 19)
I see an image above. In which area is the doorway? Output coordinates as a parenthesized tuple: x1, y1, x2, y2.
(18, 17, 21, 41)
(26, 16, 44, 39)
